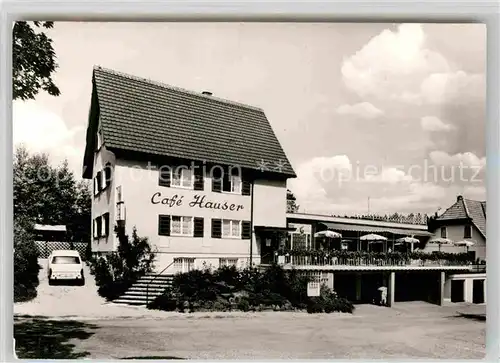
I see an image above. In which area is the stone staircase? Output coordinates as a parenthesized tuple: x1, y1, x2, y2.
(113, 273, 174, 306)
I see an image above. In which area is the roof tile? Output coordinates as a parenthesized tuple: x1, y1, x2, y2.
(91, 67, 296, 177)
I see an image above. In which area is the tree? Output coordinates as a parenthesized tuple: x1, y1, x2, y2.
(286, 189, 299, 213)
(12, 21, 60, 100)
(14, 215, 40, 302)
(13, 146, 91, 242)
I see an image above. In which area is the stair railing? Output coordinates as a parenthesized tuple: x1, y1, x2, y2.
(146, 261, 175, 306)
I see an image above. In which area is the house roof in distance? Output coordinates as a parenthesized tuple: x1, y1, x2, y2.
(436, 195, 486, 237)
(83, 66, 296, 178)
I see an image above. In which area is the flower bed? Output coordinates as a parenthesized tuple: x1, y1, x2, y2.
(147, 264, 354, 314)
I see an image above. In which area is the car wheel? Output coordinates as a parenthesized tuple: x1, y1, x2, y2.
(48, 279, 55, 286)
(79, 278, 85, 286)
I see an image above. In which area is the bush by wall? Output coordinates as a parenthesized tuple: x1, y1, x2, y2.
(148, 264, 353, 314)
(14, 217, 41, 302)
(88, 226, 156, 300)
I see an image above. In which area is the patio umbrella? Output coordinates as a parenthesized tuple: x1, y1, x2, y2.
(429, 237, 453, 251)
(360, 233, 387, 252)
(396, 236, 420, 252)
(360, 233, 387, 241)
(454, 239, 476, 252)
(314, 230, 342, 239)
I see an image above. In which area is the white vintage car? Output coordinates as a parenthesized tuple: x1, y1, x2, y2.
(47, 250, 85, 286)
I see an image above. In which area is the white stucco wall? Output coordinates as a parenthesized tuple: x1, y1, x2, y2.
(424, 224, 486, 260)
(252, 178, 287, 228)
(91, 145, 116, 252)
(90, 156, 288, 271)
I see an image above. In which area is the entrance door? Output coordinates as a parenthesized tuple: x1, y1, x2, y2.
(260, 232, 279, 264)
(451, 280, 465, 302)
(472, 279, 485, 304)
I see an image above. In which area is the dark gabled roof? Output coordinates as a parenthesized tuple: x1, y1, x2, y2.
(436, 196, 486, 238)
(82, 66, 296, 178)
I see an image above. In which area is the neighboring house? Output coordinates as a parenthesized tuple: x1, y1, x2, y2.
(426, 195, 486, 261)
(82, 66, 296, 273)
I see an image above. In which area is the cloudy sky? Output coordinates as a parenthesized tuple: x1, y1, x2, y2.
(13, 22, 486, 215)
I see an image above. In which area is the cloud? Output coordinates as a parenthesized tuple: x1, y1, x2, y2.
(336, 102, 384, 119)
(429, 150, 486, 168)
(13, 100, 84, 175)
(341, 24, 484, 108)
(288, 153, 485, 216)
(341, 24, 450, 100)
(419, 71, 485, 105)
(421, 116, 454, 132)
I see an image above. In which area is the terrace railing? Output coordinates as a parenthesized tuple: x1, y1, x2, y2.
(280, 250, 474, 268)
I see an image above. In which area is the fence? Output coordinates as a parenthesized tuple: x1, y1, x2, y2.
(35, 241, 89, 259)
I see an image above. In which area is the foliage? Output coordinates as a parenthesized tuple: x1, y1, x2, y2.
(331, 212, 429, 226)
(89, 227, 156, 300)
(282, 248, 474, 266)
(307, 285, 354, 314)
(286, 189, 299, 213)
(13, 21, 60, 100)
(13, 146, 92, 243)
(149, 264, 351, 314)
(14, 217, 41, 302)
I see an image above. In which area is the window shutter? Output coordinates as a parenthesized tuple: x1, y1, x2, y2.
(212, 168, 222, 192)
(241, 221, 252, 239)
(193, 166, 204, 191)
(159, 168, 171, 187)
(222, 173, 231, 193)
(93, 219, 98, 238)
(93, 177, 98, 195)
(103, 213, 110, 236)
(158, 215, 171, 236)
(211, 219, 222, 238)
(193, 217, 204, 237)
(241, 180, 251, 196)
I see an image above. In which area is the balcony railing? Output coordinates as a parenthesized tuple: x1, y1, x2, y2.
(279, 250, 475, 268)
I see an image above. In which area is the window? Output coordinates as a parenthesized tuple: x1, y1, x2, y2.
(219, 258, 238, 268)
(222, 169, 242, 193)
(440, 227, 447, 238)
(464, 225, 472, 239)
(171, 167, 193, 188)
(222, 219, 241, 238)
(171, 216, 193, 236)
(104, 163, 112, 189)
(173, 257, 195, 273)
(52, 256, 81, 264)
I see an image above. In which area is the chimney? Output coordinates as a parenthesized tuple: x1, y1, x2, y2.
(457, 195, 463, 202)
(202, 91, 212, 96)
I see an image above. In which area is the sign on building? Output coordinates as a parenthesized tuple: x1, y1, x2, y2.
(307, 281, 320, 297)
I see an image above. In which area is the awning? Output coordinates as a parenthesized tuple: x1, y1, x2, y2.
(318, 222, 432, 237)
(254, 225, 297, 232)
(34, 224, 67, 232)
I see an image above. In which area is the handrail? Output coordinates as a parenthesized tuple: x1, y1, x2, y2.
(145, 261, 175, 306)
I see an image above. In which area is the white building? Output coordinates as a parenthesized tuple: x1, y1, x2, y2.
(82, 66, 296, 273)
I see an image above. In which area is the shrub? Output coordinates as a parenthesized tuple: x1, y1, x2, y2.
(237, 297, 250, 312)
(307, 285, 355, 314)
(14, 218, 40, 302)
(89, 227, 155, 300)
(148, 289, 177, 311)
